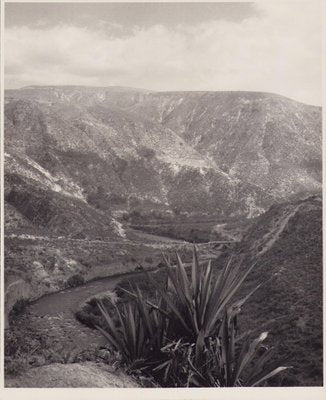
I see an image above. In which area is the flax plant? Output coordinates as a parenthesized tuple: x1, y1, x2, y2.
(145, 248, 260, 359)
(96, 247, 290, 387)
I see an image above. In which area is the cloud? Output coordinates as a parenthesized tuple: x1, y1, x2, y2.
(5, 1, 321, 105)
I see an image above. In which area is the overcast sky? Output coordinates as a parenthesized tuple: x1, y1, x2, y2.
(5, 1, 322, 105)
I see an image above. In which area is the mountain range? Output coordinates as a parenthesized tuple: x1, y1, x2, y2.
(4, 86, 323, 386)
(4, 86, 322, 238)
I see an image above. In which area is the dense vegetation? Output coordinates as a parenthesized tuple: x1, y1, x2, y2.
(95, 248, 289, 387)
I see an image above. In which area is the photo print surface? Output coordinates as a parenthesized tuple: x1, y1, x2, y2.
(3, 1, 323, 388)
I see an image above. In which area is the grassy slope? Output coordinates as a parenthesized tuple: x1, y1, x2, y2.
(233, 196, 323, 386)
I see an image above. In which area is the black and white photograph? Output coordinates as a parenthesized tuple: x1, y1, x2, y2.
(2, 0, 324, 392)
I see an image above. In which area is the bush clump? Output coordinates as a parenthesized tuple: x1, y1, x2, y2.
(75, 293, 119, 329)
(66, 274, 85, 288)
(9, 298, 29, 319)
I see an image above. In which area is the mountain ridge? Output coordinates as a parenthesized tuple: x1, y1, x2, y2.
(5, 86, 322, 238)
(8, 85, 322, 106)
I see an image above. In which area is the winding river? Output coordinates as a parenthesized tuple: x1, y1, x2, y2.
(15, 233, 221, 354)
(23, 269, 149, 352)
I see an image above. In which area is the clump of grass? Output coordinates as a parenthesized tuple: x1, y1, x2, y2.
(96, 247, 290, 387)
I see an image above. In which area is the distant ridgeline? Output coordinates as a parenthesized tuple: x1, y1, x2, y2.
(4, 86, 321, 238)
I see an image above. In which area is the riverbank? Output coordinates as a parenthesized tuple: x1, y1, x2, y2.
(5, 231, 199, 327)
(5, 232, 222, 384)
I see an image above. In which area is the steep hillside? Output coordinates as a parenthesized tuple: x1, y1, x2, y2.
(123, 90, 321, 196)
(5, 87, 321, 233)
(231, 195, 323, 386)
(5, 93, 233, 228)
(4, 86, 322, 335)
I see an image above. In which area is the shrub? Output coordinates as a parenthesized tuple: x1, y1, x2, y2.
(75, 309, 101, 329)
(5, 330, 22, 357)
(139, 146, 155, 160)
(9, 298, 29, 319)
(75, 293, 118, 329)
(66, 273, 85, 288)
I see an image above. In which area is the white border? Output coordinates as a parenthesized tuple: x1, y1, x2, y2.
(1, 0, 5, 389)
(1, 1, 325, 399)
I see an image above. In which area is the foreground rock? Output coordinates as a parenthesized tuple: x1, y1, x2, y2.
(6, 362, 139, 388)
